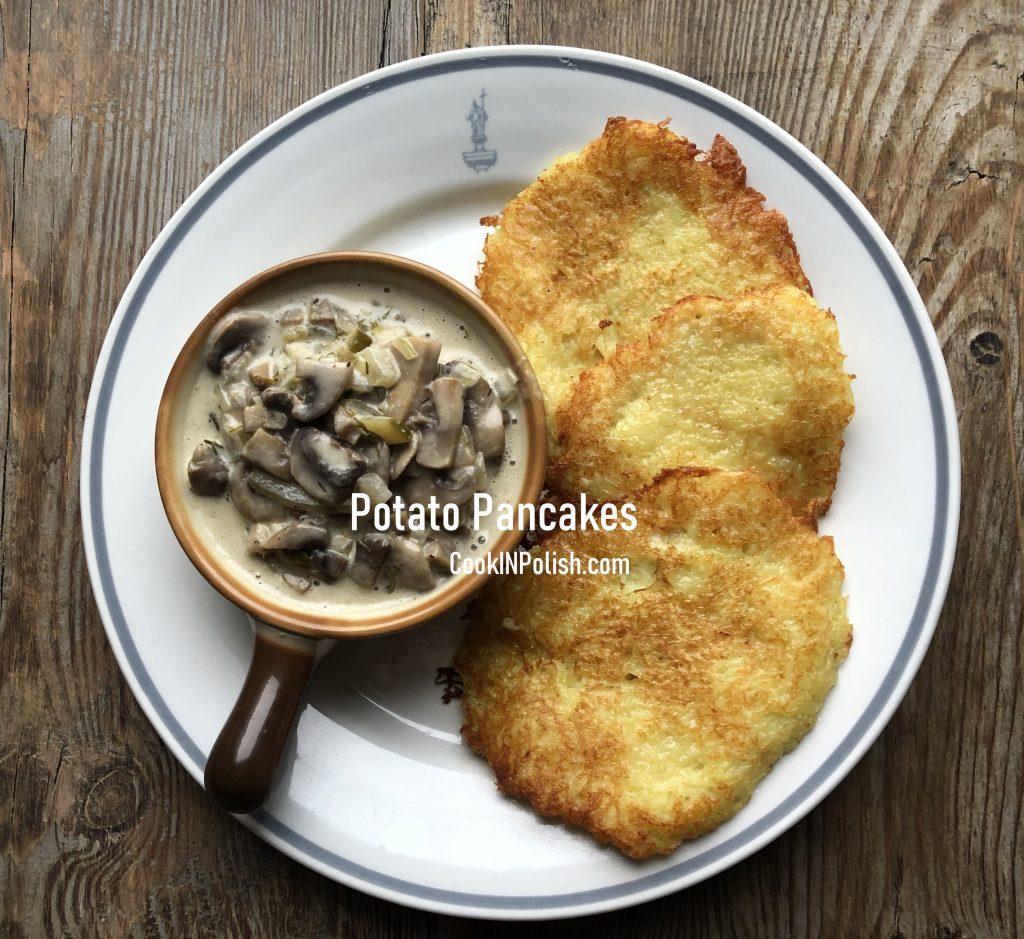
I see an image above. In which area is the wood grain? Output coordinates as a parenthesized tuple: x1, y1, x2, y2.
(1, 0, 1020, 935)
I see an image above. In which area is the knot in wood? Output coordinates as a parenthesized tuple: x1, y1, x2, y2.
(81, 764, 146, 834)
(969, 331, 1003, 366)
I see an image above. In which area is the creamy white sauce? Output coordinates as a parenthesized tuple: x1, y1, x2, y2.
(174, 271, 527, 615)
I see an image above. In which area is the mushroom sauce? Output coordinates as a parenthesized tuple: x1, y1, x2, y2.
(181, 278, 524, 604)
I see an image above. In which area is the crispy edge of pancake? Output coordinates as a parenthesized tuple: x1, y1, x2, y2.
(455, 467, 851, 859)
(549, 285, 855, 516)
(477, 116, 812, 338)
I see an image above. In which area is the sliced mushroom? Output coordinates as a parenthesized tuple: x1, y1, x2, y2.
(187, 441, 229, 496)
(355, 472, 393, 507)
(261, 386, 301, 413)
(388, 499, 412, 533)
(246, 469, 324, 512)
(452, 427, 476, 468)
(390, 537, 437, 591)
(473, 450, 487, 489)
(255, 518, 330, 552)
(279, 305, 305, 326)
(228, 464, 285, 521)
(384, 336, 441, 421)
(289, 427, 365, 504)
(390, 430, 420, 479)
(206, 310, 267, 373)
(349, 533, 392, 588)
(402, 464, 476, 507)
(400, 477, 436, 506)
(292, 360, 353, 422)
(268, 543, 348, 583)
(435, 464, 477, 502)
(358, 439, 390, 480)
(405, 395, 437, 429)
(400, 457, 430, 478)
(330, 532, 355, 556)
(246, 523, 273, 554)
(311, 297, 358, 334)
(220, 347, 254, 378)
(417, 377, 464, 469)
(282, 573, 311, 594)
(332, 405, 364, 444)
(242, 398, 270, 433)
(308, 547, 349, 580)
(248, 358, 278, 388)
(308, 298, 339, 330)
(423, 534, 457, 569)
(464, 378, 505, 459)
(241, 428, 292, 479)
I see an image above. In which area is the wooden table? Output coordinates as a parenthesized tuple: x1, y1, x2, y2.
(2, 1, 1020, 935)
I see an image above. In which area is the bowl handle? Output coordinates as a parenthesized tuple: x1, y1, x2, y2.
(204, 621, 319, 814)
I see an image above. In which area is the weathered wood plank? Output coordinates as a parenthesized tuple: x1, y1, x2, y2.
(0, 0, 1020, 935)
(0, 1, 399, 935)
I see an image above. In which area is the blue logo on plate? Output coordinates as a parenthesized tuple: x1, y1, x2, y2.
(463, 89, 498, 173)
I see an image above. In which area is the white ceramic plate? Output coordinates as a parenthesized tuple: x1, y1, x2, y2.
(81, 46, 959, 919)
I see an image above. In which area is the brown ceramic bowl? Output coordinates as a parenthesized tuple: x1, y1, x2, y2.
(155, 251, 547, 814)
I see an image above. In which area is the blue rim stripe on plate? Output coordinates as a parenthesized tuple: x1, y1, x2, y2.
(88, 50, 952, 912)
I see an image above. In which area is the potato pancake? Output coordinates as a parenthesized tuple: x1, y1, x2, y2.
(551, 286, 854, 516)
(456, 468, 851, 859)
(477, 117, 811, 424)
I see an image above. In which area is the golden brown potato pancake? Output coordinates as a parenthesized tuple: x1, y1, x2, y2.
(551, 286, 854, 516)
(456, 468, 851, 859)
(477, 117, 811, 424)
